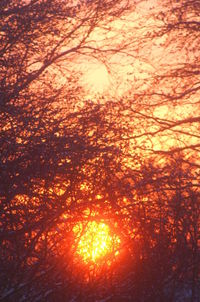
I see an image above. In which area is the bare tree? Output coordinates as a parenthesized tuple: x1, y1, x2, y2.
(0, 1, 132, 301)
(0, 1, 200, 301)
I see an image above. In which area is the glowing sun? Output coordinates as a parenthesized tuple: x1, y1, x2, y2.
(84, 64, 110, 93)
(73, 221, 120, 264)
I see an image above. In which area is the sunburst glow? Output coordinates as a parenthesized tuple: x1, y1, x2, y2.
(73, 221, 120, 264)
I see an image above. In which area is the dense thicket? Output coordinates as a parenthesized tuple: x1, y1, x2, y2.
(0, 0, 199, 301)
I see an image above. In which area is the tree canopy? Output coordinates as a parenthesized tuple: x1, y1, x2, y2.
(0, 1, 199, 301)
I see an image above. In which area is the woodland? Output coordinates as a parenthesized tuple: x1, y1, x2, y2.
(0, 1, 199, 301)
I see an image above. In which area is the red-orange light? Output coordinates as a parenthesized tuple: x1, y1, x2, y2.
(73, 221, 120, 264)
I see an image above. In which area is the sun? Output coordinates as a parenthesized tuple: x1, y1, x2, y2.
(73, 221, 120, 264)
(84, 64, 110, 93)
